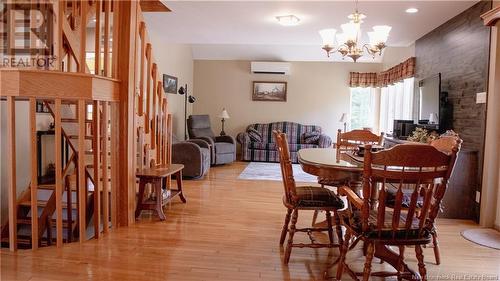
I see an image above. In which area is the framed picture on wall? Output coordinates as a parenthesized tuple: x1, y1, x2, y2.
(252, 81, 287, 102)
(163, 74, 178, 94)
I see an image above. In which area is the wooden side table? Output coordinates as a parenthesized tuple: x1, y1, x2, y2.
(135, 164, 186, 220)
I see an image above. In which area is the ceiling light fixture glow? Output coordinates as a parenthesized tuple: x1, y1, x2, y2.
(406, 8, 419, 14)
(276, 15, 300, 26)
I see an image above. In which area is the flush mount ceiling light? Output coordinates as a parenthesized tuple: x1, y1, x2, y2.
(276, 15, 300, 26)
(318, 0, 391, 62)
(406, 8, 419, 13)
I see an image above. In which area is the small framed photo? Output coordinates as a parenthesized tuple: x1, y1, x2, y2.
(163, 74, 178, 94)
(252, 81, 287, 102)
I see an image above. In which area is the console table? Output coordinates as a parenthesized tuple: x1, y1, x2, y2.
(135, 164, 186, 220)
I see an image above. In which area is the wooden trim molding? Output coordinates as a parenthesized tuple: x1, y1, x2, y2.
(0, 69, 120, 101)
(140, 0, 171, 12)
(481, 6, 500, 26)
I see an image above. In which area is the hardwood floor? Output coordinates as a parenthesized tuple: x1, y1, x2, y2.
(1, 162, 499, 280)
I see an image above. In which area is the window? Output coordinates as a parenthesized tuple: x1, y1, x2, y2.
(350, 87, 376, 130)
(379, 77, 415, 134)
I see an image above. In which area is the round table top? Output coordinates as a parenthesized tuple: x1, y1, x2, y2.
(297, 148, 363, 172)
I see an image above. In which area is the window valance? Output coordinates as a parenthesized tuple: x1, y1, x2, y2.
(349, 57, 416, 88)
(348, 72, 378, 88)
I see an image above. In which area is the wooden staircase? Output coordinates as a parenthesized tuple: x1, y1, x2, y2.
(0, 101, 108, 249)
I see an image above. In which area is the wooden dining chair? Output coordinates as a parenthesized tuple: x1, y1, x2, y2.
(336, 129, 384, 152)
(273, 131, 345, 265)
(384, 134, 462, 265)
(312, 129, 385, 226)
(336, 143, 460, 281)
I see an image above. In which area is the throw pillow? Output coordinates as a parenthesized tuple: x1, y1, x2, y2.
(247, 128, 263, 142)
(302, 131, 321, 144)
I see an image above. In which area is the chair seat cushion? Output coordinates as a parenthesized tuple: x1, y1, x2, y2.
(295, 186, 344, 209)
(214, 142, 235, 154)
(340, 209, 430, 241)
(385, 184, 424, 208)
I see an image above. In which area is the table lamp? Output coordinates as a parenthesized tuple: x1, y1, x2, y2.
(219, 108, 230, 136)
(339, 113, 349, 132)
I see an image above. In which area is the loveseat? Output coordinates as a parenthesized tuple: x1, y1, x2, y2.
(236, 121, 332, 163)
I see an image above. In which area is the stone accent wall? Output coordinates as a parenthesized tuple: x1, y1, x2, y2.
(415, 1, 491, 220)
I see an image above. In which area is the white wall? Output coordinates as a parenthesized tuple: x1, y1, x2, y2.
(382, 45, 416, 70)
(147, 43, 194, 139)
(1, 101, 32, 224)
(192, 60, 382, 140)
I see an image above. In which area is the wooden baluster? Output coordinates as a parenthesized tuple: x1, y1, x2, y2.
(7, 97, 17, 251)
(51, 0, 63, 70)
(29, 98, 39, 249)
(145, 43, 151, 133)
(93, 100, 101, 238)
(79, 0, 87, 73)
(167, 113, 172, 165)
(102, 102, 109, 233)
(54, 99, 63, 247)
(138, 127, 144, 169)
(78, 99, 86, 241)
(151, 63, 157, 149)
(110, 102, 119, 228)
(111, 0, 120, 78)
(94, 0, 101, 75)
(103, 0, 110, 76)
(138, 22, 146, 116)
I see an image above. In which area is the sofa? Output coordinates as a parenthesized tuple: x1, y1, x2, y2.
(187, 115, 236, 165)
(236, 121, 332, 163)
(172, 137, 211, 179)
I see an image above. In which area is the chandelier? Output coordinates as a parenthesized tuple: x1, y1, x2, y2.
(319, 1, 391, 62)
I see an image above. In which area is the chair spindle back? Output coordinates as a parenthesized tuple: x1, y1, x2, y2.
(337, 129, 384, 152)
(274, 130, 297, 204)
(362, 142, 460, 238)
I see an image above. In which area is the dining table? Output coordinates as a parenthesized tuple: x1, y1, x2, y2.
(297, 147, 420, 280)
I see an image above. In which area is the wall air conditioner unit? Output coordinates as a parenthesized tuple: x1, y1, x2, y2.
(251, 62, 291, 75)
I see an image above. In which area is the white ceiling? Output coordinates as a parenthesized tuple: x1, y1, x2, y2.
(144, 1, 478, 62)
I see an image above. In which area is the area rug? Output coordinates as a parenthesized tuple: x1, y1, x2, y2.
(238, 162, 317, 183)
(461, 228, 500, 250)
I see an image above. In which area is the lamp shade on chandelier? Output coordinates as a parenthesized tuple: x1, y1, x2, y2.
(319, 1, 391, 62)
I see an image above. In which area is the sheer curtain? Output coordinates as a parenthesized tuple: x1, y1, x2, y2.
(379, 77, 414, 134)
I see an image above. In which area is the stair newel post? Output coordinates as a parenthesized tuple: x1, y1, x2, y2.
(93, 100, 101, 239)
(29, 98, 39, 249)
(78, 99, 87, 242)
(54, 99, 63, 247)
(7, 96, 17, 251)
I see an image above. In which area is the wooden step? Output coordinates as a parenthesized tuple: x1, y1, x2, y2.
(50, 219, 71, 228)
(86, 164, 111, 169)
(17, 218, 35, 225)
(68, 135, 93, 140)
(38, 184, 56, 190)
(19, 200, 48, 208)
(1, 236, 31, 245)
(61, 118, 93, 123)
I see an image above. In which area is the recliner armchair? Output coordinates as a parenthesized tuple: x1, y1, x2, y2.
(187, 115, 236, 165)
(172, 137, 211, 179)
